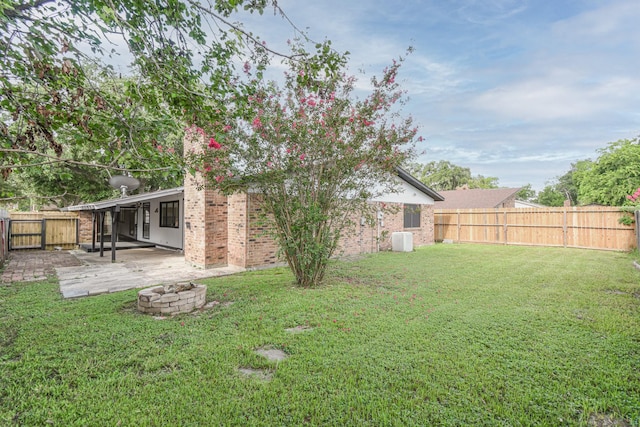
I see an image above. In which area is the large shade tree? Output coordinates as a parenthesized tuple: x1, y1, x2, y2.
(1, 0, 341, 206)
(573, 138, 640, 206)
(187, 49, 419, 287)
(407, 160, 499, 191)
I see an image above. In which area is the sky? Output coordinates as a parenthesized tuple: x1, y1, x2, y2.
(239, 0, 640, 191)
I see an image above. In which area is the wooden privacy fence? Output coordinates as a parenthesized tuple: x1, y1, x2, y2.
(434, 207, 637, 251)
(9, 212, 79, 250)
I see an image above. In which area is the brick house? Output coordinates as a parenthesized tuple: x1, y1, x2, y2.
(66, 165, 443, 269)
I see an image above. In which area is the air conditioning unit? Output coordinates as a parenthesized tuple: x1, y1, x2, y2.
(391, 232, 413, 252)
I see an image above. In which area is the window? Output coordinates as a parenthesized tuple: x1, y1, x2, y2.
(142, 203, 150, 239)
(160, 201, 179, 228)
(403, 204, 421, 228)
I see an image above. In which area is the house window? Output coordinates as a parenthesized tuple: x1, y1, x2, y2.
(142, 203, 150, 239)
(404, 204, 421, 228)
(160, 201, 179, 228)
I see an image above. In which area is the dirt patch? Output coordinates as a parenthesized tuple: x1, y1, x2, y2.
(285, 325, 313, 334)
(588, 413, 631, 427)
(605, 290, 629, 295)
(238, 367, 273, 381)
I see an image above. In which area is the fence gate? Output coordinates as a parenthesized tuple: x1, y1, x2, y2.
(8, 219, 46, 250)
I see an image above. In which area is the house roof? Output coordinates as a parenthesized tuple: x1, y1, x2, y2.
(61, 187, 185, 212)
(60, 167, 441, 212)
(434, 187, 521, 209)
(395, 167, 445, 202)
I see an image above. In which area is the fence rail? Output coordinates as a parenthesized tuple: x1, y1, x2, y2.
(9, 212, 79, 250)
(434, 207, 636, 251)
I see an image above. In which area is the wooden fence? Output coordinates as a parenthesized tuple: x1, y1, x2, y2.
(434, 207, 637, 251)
(9, 211, 79, 250)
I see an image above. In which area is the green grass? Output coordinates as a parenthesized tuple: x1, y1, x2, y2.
(1, 244, 639, 426)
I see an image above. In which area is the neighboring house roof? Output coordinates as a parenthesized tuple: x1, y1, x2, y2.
(395, 167, 445, 202)
(435, 187, 521, 209)
(62, 187, 185, 212)
(515, 199, 545, 208)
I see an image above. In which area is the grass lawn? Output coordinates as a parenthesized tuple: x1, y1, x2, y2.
(1, 244, 639, 426)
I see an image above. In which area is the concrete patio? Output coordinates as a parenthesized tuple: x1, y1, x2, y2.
(56, 247, 245, 298)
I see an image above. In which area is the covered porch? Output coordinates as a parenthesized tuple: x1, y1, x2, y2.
(63, 187, 185, 262)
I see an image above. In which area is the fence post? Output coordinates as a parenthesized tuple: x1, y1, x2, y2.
(41, 219, 46, 250)
(563, 207, 568, 248)
(502, 210, 507, 245)
(456, 210, 461, 242)
(635, 210, 640, 251)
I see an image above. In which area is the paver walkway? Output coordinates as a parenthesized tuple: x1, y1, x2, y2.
(1, 248, 245, 298)
(1, 250, 82, 283)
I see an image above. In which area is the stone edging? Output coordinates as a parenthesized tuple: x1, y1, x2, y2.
(137, 284, 206, 315)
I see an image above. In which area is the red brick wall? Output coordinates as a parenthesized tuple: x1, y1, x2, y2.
(240, 199, 436, 268)
(77, 210, 94, 244)
(227, 193, 247, 267)
(337, 202, 436, 255)
(244, 194, 281, 268)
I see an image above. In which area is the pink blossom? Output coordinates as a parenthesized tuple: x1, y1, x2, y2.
(299, 154, 306, 161)
(627, 195, 633, 200)
(267, 161, 273, 168)
(215, 175, 224, 183)
(307, 99, 316, 107)
(252, 117, 262, 129)
(223, 125, 232, 132)
(208, 138, 221, 150)
(243, 62, 251, 74)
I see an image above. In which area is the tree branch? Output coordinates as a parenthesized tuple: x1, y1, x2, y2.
(0, 148, 178, 173)
(4, 0, 57, 19)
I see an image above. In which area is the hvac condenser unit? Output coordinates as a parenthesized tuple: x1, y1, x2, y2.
(391, 232, 413, 252)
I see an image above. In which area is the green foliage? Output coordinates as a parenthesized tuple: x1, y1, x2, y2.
(1, 0, 331, 205)
(574, 138, 640, 206)
(187, 47, 416, 286)
(407, 160, 499, 191)
(516, 183, 535, 201)
(535, 161, 586, 206)
(1, 245, 639, 425)
(535, 185, 566, 206)
(2, 71, 185, 208)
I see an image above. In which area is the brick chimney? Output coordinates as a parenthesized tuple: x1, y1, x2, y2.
(183, 133, 228, 268)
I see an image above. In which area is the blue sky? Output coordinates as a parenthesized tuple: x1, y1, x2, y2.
(243, 0, 640, 191)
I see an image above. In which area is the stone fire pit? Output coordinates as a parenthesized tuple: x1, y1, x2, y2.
(137, 282, 206, 315)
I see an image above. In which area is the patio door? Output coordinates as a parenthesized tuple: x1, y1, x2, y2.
(142, 203, 150, 239)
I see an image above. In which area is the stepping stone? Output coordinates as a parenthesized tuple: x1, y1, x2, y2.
(284, 325, 313, 334)
(255, 346, 288, 361)
(238, 367, 273, 381)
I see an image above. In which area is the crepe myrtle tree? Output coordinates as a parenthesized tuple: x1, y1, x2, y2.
(186, 50, 420, 287)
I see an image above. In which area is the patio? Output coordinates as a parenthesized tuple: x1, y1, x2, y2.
(2, 247, 245, 298)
